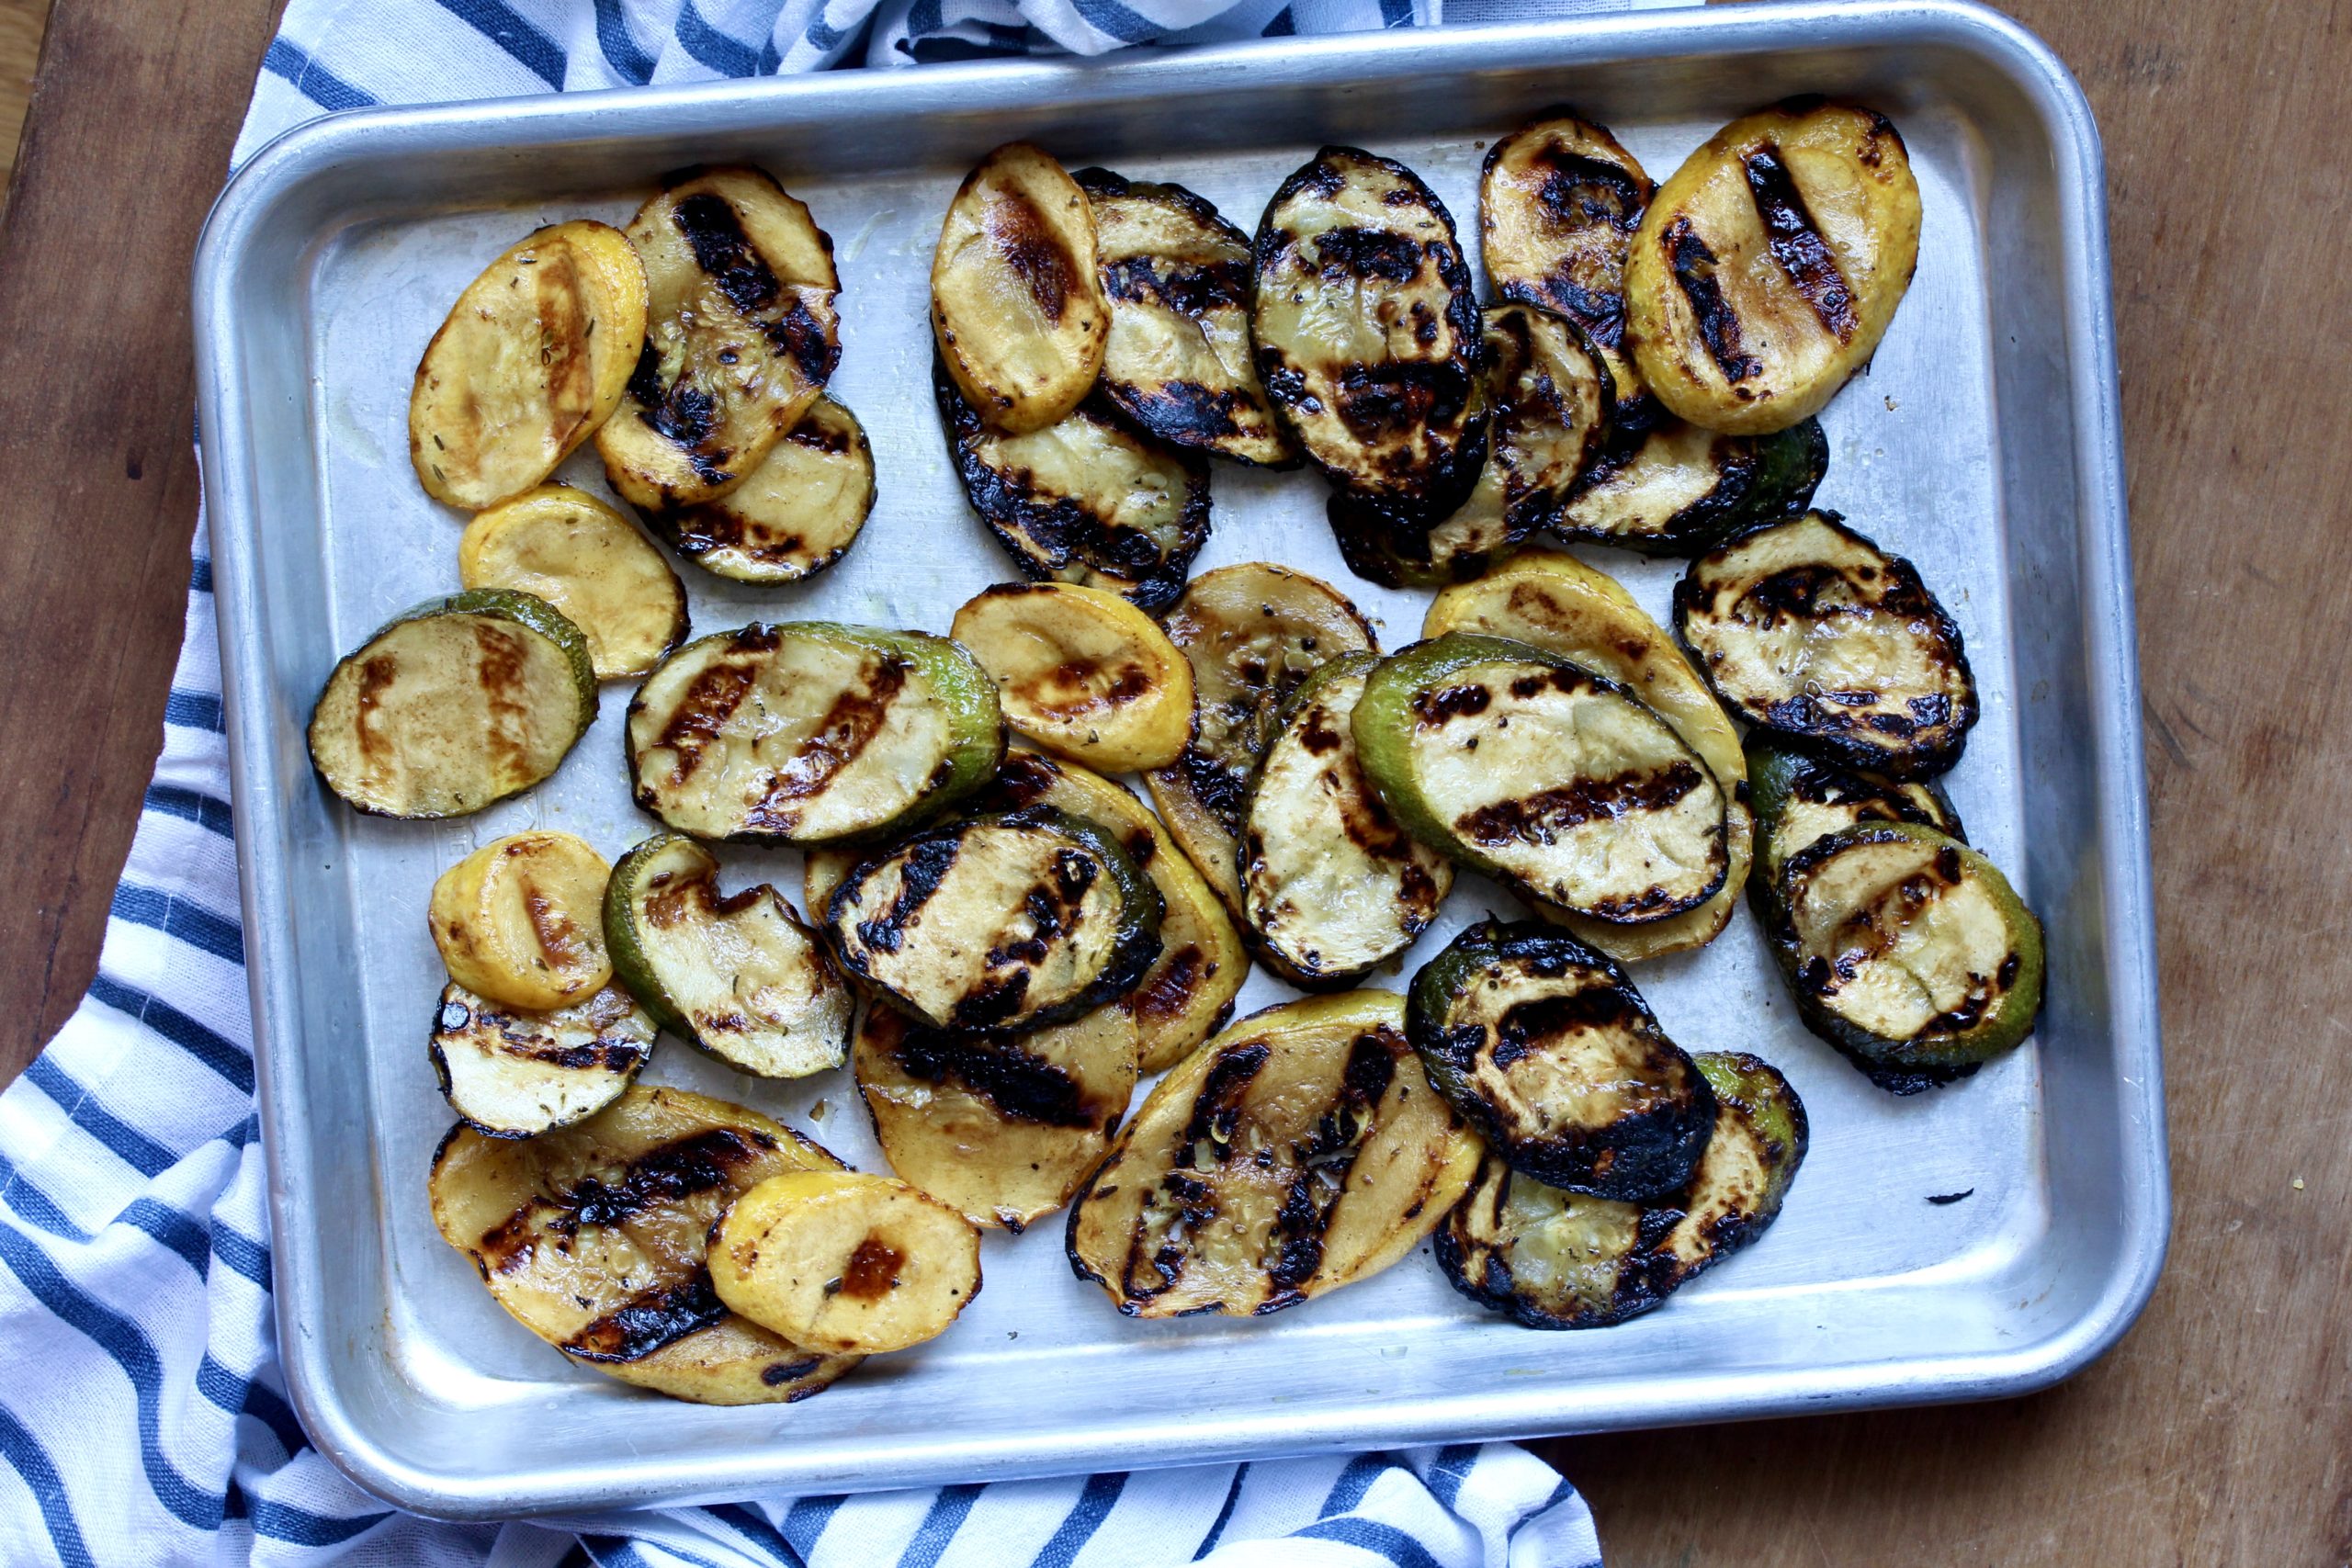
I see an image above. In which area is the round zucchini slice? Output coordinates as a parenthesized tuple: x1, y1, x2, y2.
(709, 1170, 981, 1355)
(410, 220, 650, 512)
(429, 830, 613, 1012)
(1770, 822, 2043, 1092)
(626, 621, 1002, 846)
(596, 167, 842, 510)
(1352, 634, 1728, 924)
(1241, 654, 1453, 988)
(309, 589, 596, 819)
(428, 980, 654, 1139)
(1144, 563, 1377, 917)
(651, 395, 875, 584)
(605, 833, 852, 1078)
(427, 1085, 860, 1404)
(1675, 511, 1977, 777)
(1076, 168, 1290, 468)
(932, 141, 1109, 435)
(1625, 98, 1920, 434)
(825, 807, 1162, 1035)
(458, 484, 688, 679)
(949, 582, 1193, 773)
(1747, 732, 1962, 925)
(1066, 992, 1482, 1319)
(1407, 920, 1711, 1199)
(1557, 415, 1826, 557)
(1251, 145, 1487, 518)
(855, 999, 1138, 1233)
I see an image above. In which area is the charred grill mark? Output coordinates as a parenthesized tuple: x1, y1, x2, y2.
(1333, 360, 1474, 442)
(1179, 1042, 1272, 1163)
(1310, 226, 1429, 284)
(971, 751, 1059, 812)
(1261, 1033, 1398, 1293)
(1743, 145, 1859, 342)
(786, 413, 854, 456)
(850, 836, 960, 957)
(744, 658, 910, 831)
(1130, 944, 1207, 1024)
(675, 193, 783, 316)
(470, 622, 536, 783)
(562, 1273, 729, 1362)
(988, 188, 1081, 322)
(1102, 254, 1250, 316)
(1115, 379, 1250, 445)
(763, 1358, 822, 1386)
(1410, 682, 1493, 725)
(653, 655, 758, 785)
(531, 243, 595, 435)
(1491, 985, 1647, 1068)
(1664, 218, 1761, 383)
(1454, 762, 1708, 848)
(1524, 149, 1646, 345)
(555, 1128, 771, 1231)
(838, 1235, 905, 1301)
(888, 1021, 1097, 1127)
(352, 654, 401, 773)
(474, 1201, 550, 1274)
(627, 340, 666, 409)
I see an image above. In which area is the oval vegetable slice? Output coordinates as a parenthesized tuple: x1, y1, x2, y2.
(1143, 564, 1377, 916)
(1675, 511, 1977, 777)
(428, 980, 654, 1138)
(429, 831, 613, 1012)
(427, 1085, 859, 1404)
(309, 589, 596, 819)
(855, 1000, 1138, 1232)
(651, 395, 875, 584)
(458, 484, 688, 679)
(1625, 98, 1920, 434)
(932, 141, 1109, 434)
(1066, 992, 1481, 1318)
(1558, 416, 1826, 557)
(1075, 168, 1289, 467)
(1242, 654, 1453, 987)
(1251, 145, 1487, 517)
(709, 1170, 981, 1355)
(1407, 920, 1712, 1198)
(1354, 634, 1728, 924)
(410, 220, 649, 511)
(596, 167, 842, 509)
(826, 807, 1162, 1035)
(950, 582, 1193, 773)
(1770, 822, 2043, 1092)
(627, 621, 1002, 846)
(1747, 732, 1962, 922)
(605, 833, 852, 1078)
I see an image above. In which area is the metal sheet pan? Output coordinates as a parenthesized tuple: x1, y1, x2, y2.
(192, 0, 2165, 1518)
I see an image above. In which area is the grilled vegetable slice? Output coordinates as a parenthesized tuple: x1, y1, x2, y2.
(427, 1086, 858, 1404)
(605, 833, 852, 1078)
(1747, 732, 1962, 919)
(309, 590, 596, 819)
(1066, 992, 1481, 1318)
(1438, 1049, 1806, 1329)
(1144, 564, 1377, 916)
(429, 981, 654, 1138)
(1424, 551, 1748, 961)
(932, 142, 1109, 434)
(936, 368, 1209, 615)
(651, 396, 874, 584)
(1626, 99, 1920, 434)
(1770, 823, 2043, 1091)
(627, 622, 1002, 846)
(458, 485, 687, 679)
(1407, 920, 1711, 1198)
(1242, 655, 1453, 987)
(428, 831, 613, 1013)
(596, 167, 842, 509)
(856, 1000, 1137, 1232)
(1675, 511, 1976, 777)
(709, 1170, 981, 1355)
(1557, 415, 1826, 557)
(826, 807, 1161, 1035)
(950, 582, 1193, 773)
(1354, 635, 1728, 923)
(410, 221, 649, 511)
(1251, 145, 1486, 517)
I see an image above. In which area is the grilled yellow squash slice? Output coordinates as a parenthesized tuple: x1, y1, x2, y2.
(428, 831, 613, 1013)
(950, 582, 1193, 773)
(458, 485, 687, 679)
(709, 1170, 981, 1355)
(428, 980, 654, 1139)
(653, 395, 875, 584)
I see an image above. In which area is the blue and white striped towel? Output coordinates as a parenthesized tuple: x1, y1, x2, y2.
(0, 0, 1636, 1562)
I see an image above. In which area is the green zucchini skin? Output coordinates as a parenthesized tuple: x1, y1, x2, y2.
(1745, 734, 1964, 928)
(1555, 416, 1826, 558)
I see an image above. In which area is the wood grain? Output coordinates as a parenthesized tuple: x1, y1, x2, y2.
(0, 0, 51, 193)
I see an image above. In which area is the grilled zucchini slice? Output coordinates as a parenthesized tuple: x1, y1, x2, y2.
(309, 590, 596, 819)
(1626, 99, 1920, 434)
(949, 582, 1193, 773)
(1251, 146, 1486, 518)
(430, 831, 613, 1012)
(1353, 635, 1728, 924)
(1076, 168, 1289, 468)
(855, 1000, 1138, 1232)
(826, 807, 1162, 1035)
(709, 1170, 981, 1355)
(1770, 823, 2043, 1092)
(1675, 511, 1977, 777)
(1747, 733, 1962, 924)
(596, 167, 842, 509)
(427, 1085, 859, 1404)
(605, 833, 852, 1078)
(1066, 992, 1481, 1318)
(458, 485, 688, 680)
(1242, 654, 1453, 987)
(410, 220, 649, 511)
(932, 142, 1109, 435)
(627, 622, 1002, 846)
(1558, 415, 1826, 557)
(1439, 1049, 1806, 1329)
(651, 395, 875, 584)
(429, 980, 654, 1138)
(1144, 564, 1377, 916)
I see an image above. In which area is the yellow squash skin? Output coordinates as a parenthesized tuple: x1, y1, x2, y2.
(709, 1170, 981, 1354)
(458, 485, 687, 679)
(429, 830, 614, 1012)
(950, 581, 1193, 773)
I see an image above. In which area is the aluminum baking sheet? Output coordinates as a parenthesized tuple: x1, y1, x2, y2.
(192, 0, 2164, 1518)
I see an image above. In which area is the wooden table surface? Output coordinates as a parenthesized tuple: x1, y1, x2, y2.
(2, 1, 2346, 1562)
